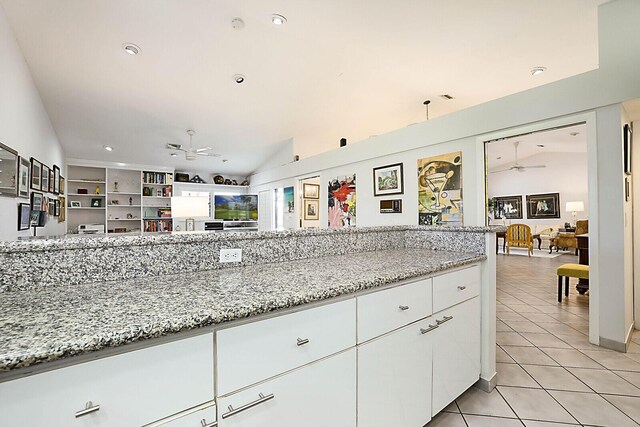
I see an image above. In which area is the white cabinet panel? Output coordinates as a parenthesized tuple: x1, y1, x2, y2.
(357, 278, 432, 343)
(432, 265, 480, 313)
(145, 404, 217, 427)
(358, 318, 434, 427)
(0, 333, 214, 427)
(216, 299, 356, 396)
(432, 297, 481, 415)
(218, 349, 356, 427)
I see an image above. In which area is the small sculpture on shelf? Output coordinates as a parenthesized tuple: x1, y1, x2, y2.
(190, 174, 206, 184)
(113, 181, 119, 192)
(129, 197, 133, 205)
(95, 185, 101, 195)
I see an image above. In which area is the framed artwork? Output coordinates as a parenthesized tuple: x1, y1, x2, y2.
(0, 142, 18, 198)
(70, 201, 81, 208)
(30, 158, 41, 190)
(29, 210, 40, 227)
(55, 199, 61, 216)
(31, 191, 43, 211)
(304, 199, 319, 220)
(58, 196, 66, 222)
(303, 183, 320, 199)
(59, 176, 65, 195)
(328, 174, 356, 228)
(18, 203, 31, 231)
(624, 123, 632, 175)
(49, 199, 56, 215)
(18, 156, 30, 198)
(526, 193, 560, 219)
(91, 198, 103, 208)
(417, 151, 463, 226)
(494, 195, 523, 219)
(284, 186, 294, 213)
(48, 169, 55, 193)
(41, 165, 50, 194)
(373, 163, 404, 196)
(53, 165, 60, 194)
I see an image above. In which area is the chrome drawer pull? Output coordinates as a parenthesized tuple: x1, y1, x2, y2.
(200, 419, 217, 427)
(436, 315, 454, 325)
(457, 285, 467, 291)
(222, 393, 275, 419)
(297, 338, 309, 346)
(399, 305, 409, 311)
(420, 324, 439, 334)
(75, 401, 100, 418)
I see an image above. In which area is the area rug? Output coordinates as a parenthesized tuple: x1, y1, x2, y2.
(497, 247, 567, 258)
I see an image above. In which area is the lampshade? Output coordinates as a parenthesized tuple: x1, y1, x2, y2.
(171, 196, 209, 218)
(565, 201, 584, 213)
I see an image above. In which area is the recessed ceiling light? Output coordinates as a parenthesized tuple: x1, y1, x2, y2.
(222, 159, 229, 163)
(531, 66, 546, 76)
(103, 145, 113, 151)
(497, 156, 502, 160)
(440, 94, 454, 100)
(231, 18, 245, 30)
(233, 74, 246, 84)
(272, 14, 287, 25)
(122, 43, 141, 56)
(170, 153, 178, 157)
(117, 162, 126, 166)
(537, 144, 545, 147)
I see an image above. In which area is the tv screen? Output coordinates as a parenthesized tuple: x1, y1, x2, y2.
(214, 194, 258, 221)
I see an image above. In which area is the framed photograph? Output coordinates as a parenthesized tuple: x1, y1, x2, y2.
(373, 163, 404, 196)
(55, 199, 60, 216)
(91, 198, 103, 208)
(49, 199, 56, 215)
(304, 199, 319, 220)
(31, 191, 43, 211)
(53, 165, 60, 194)
(58, 196, 66, 222)
(624, 123, 632, 175)
(494, 195, 523, 219)
(0, 142, 18, 198)
(41, 165, 50, 194)
(30, 158, 41, 190)
(59, 176, 65, 195)
(526, 193, 560, 219)
(18, 156, 30, 198)
(303, 183, 320, 199)
(29, 210, 40, 227)
(48, 168, 55, 193)
(18, 203, 31, 231)
(70, 201, 81, 208)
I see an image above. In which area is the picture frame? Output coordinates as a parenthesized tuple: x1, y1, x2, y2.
(18, 203, 31, 231)
(526, 193, 560, 219)
(0, 142, 18, 198)
(59, 176, 65, 195)
(70, 200, 81, 208)
(18, 156, 30, 198)
(303, 183, 320, 199)
(41, 164, 50, 194)
(55, 199, 61, 216)
(48, 168, 55, 193)
(31, 191, 43, 211)
(58, 196, 66, 222)
(91, 198, 103, 208)
(29, 210, 40, 227)
(30, 158, 42, 190)
(493, 195, 523, 219)
(304, 199, 319, 220)
(624, 123, 632, 175)
(53, 165, 60, 194)
(49, 199, 56, 215)
(373, 162, 404, 196)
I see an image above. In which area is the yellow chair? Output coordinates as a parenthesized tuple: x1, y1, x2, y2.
(557, 263, 589, 302)
(506, 224, 533, 256)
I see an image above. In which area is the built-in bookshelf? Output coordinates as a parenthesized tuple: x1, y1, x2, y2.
(106, 168, 142, 234)
(66, 166, 107, 234)
(142, 171, 173, 233)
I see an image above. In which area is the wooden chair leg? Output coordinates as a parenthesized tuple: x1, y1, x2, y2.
(565, 276, 570, 297)
(558, 276, 563, 303)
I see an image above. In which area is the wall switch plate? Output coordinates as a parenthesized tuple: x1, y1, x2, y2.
(220, 248, 242, 263)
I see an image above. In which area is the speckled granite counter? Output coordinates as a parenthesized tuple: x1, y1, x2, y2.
(0, 248, 484, 372)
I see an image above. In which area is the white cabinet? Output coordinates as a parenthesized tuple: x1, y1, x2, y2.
(145, 404, 217, 427)
(217, 349, 356, 427)
(358, 318, 435, 427)
(432, 297, 481, 415)
(0, 333, 214, 427)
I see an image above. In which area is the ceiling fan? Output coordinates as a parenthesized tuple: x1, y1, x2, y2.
(490, 141, 546, 173)
(167, 129, 221, 161)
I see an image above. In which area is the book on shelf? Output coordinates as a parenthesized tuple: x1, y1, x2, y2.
(144, 219, 173, 233)
(143, 171, 174, 185)
(142, 186, 172, 197)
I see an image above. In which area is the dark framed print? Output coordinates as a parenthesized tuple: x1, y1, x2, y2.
(526, 193, 560, 219)
(55, 199, 61, 216)
(91, 198, 103, 208)
(41, 165, 50, 194)
(29, 210, 40, 227)
(58, 196, 66, 222)
(53, 165, 60, 194)
(0, 142, 18, 198)
(18, 156, 30, 198)
(59, 176, 65, 195)
(304, 199, 319, 220)
(373, 162, 404, 196)
(624, 123, 632, 175)
(30, 158, 41, 190)
(48, 168, 55, 193)
(48, 199, 56, 215)
(31, 191, 43, 211)
(494, 195, 523, 219)
(303, 183, 320, 199)
(18, 203, 31, 231)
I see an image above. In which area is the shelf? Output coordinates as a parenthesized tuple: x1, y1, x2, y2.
(144, 217, 173, 220)
(68, 207, 106, 210)
(175, 182, 249, 188)
(108, 192, 141, 195)
(68, 180, 106, 184)
(108, 219, 141, 221)
(142, 183, 173, 186)
(68, 193, 106, 197)
(143, 196, 172, 199)
(108, 205, 142, 207)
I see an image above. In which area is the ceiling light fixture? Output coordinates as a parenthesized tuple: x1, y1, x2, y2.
(122, 43, 141, 56)
(423, 100, 431, 120)
(231, 18, 245, 30)
(170, 153, 178, 157)
(440, 94, 454, 100)
(531, 66, 546, 76)
(104, 145, 114, 151)
(537, 144, 545, 147)
(271, 14, 287, 25)
(233, 74, 246, 84)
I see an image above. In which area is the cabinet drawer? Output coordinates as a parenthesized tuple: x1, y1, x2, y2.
(216, 299, 356, 396)
(146, 403, 216, 427)
(433, 265, 480, 313)
(0, 333, 214, 427)
(357, 278, 432, 343)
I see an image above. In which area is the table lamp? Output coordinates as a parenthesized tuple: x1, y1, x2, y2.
(171, 196, 209, 231)
(565, 201, 584, 227)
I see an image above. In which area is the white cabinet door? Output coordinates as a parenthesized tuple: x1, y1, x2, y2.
(218, 349, 356, 427)
(145, 404, 216, 427)
(358, 318, 434, 427)
(432, 297, 481, 415)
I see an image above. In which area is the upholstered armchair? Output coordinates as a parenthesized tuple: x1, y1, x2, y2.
(549, 220, 588, 254)
(506, 224, 533, 256)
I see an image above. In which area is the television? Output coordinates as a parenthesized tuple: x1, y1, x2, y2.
(214, 194, 258, 221)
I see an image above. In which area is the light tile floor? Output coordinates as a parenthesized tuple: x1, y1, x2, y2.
(429, 252, 640, 426)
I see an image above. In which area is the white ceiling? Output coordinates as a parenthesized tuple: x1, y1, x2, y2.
(0, 0, 607, 175)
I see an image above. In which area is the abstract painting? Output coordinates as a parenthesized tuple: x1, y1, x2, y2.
(283, 186, 294, 213)
(417, 151, 462, 225)
(494, 195, 523, 219)
(328, 174, 356, 228)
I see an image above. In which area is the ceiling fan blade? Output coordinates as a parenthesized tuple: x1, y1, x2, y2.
(197, 152, 222, 157)
(195, 147, 213, 152)
(521, 165, 546, 169)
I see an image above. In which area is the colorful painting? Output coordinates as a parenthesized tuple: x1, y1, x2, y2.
(328, 174, 356, 228)
(284, 186, 294, 213)
(373, 163, 404, 196)
(417, 152, 462, 225)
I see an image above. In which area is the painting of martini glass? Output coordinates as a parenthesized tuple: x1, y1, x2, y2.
(417, 152, 462, 225)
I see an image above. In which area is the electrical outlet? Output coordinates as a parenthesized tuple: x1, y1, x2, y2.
(220, 248, 242, 263)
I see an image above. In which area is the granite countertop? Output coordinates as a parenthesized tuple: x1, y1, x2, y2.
(0, 248, 484, 372)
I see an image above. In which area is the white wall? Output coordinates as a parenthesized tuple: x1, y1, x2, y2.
(488, 152, 589, 232)
(0, 5, 65, 241)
